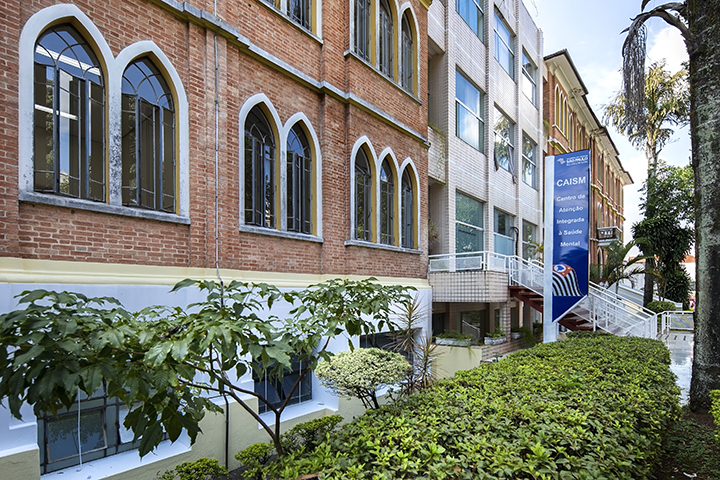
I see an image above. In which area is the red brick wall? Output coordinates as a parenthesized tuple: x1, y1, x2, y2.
(1, 0, 429, 279)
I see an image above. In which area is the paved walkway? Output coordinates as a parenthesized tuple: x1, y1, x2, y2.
(665, 332, 694, 405)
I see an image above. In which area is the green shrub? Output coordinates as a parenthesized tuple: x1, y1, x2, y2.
(435, 330, 473, 341)
(711, 390, 720, 446)
(235, 443, 272, 480)
(315, 348, 410, 409)
(268, 333, 680, 479)
(154, 458, 228, 480)
(283, 414, 344, 452)
(646, 300, 678, 313)
(518, 326, 536, 348)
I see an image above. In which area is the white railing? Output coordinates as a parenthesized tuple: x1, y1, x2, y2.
(428, 251, 511, 273)
(659, 311, 694, 332)
(429, 251, 660, 339)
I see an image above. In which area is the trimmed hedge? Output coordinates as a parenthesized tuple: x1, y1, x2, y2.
(268, 333, 680, 479)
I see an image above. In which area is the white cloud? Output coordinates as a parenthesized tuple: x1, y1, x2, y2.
(648, 27, 688, 73)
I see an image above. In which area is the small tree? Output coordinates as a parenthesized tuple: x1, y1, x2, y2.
(0, 277, 412, 457)
(315, 348, 410, 410)
(589, 239, 648, 293)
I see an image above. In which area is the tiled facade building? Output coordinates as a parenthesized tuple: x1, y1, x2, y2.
(425, 0, 544, 339)
(0, 0, 432, 478)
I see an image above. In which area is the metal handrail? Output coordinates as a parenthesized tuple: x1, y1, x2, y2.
(428, 251, 660, 339)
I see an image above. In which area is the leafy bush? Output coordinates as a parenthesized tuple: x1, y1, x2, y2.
(315, 348, 410, 409)
(711, 390, 720, 446)
(268, 333, 680, 479)
(155, 458, 228, 480)
(435, 330, 473, 341)
(236, 416, 344, 478)
(235, 443, 272, 480)
(283, 414, 344, 452)
(647, 300, 678, 314)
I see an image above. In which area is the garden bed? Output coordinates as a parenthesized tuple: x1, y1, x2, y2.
(267, 332, 681, 479)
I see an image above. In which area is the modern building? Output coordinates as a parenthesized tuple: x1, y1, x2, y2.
(0, 0, 432, 478)
(543, 49, 633, 267)
(425, 0, 544, 340)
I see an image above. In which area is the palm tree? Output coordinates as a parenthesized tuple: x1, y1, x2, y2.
(605, 61, 689, 172)
(590, 239, 649, 294)
(604, 61, 689, 307)
(621, 1, 720, 411)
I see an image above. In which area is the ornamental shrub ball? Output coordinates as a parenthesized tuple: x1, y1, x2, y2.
(315, 348, 410, 409)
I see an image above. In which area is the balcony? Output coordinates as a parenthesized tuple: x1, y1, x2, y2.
(597, 226, 621, 246)
(428, 252, 511, 303)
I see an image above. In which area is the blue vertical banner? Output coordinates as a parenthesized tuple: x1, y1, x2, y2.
(551, 150, 590, 321)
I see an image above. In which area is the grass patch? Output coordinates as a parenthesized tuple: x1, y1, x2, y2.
(654, 407, 720, 480)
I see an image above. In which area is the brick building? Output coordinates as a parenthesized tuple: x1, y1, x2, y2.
(544, 50, 632, 266)
(425, 0, 544, 340)
(0, 0, 432, 478)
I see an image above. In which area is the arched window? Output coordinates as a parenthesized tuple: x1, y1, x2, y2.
(287, 124, 312, 234)
(121, 57, 175, 212)
(378, 0, 394, 78)
(354, 0, 371, 61)
(401, 169, 414, 248)
(245, 106, 276, 228)
(354, 148, 372, 241)
(380, 158, 394, 245)
(400, 13, 413, 92)
(34, 24, 105, 201)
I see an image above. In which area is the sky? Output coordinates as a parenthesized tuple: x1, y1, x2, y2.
(521, 0, 691, 243)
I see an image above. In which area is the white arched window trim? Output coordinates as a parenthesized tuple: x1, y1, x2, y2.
(398, 2, 420, 96)
(238, 95, 323, 240)
(349, 136, 378, 241)
(399, 158, 421, 250)
(18, 5, 190, 221)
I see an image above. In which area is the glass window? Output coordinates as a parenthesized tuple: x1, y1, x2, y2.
(522, 133, 537, 189)
(245, 106, 276, 228)
(455, 191, 483, 253)
(354, 149, 372, 241)
(455, 71, 484, 151)
(121, 57, 176, 212)
(37, 385, 138, 474)
(287, 124, 312, 234)
(34, 24, 105, 202)
(380, 158, 395, 245)
(378, 0, 394, 78)
(494, 11, 514, 79)
(354, 0, 371, 61)
(494, 208, 514, 256)
(522, 52, 536, 104)
(494, 107, 514, 173)
(456, 0, 483, 40)
(401, 169, 414, 248)
(400, 13, 414, 92)
(522, 220, 536, 260)
(288, 0, 311, 29)
(253, 358, 312, 414)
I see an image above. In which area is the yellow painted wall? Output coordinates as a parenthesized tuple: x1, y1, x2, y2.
(433, 345, 485, 378)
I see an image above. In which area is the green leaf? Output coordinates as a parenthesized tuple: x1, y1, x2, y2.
(171, 278, 197, 292)
(138, 421, 164, 457)
(145, 342, 173, 367)
(170, 339, 189, 362)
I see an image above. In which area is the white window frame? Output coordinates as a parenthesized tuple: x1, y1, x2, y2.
(455, 70, 484, 151)
(494, 10, 514, 79)
(522, 51, 537, 105)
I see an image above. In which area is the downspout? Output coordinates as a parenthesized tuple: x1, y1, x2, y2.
(212, 0, 230, 470)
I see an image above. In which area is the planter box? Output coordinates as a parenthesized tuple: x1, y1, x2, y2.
(511, 332, 521, 340)
(436, 337, 471, 346)
(484, 337, 507, 345)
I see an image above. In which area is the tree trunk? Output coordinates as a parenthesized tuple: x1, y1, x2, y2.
(642, 260, 655, 306)
(688, 0, 720, 411)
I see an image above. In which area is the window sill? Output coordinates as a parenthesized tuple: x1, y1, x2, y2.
(344, 51, 422, 105)
(238, 224, 323, 243)
(344, 239, 422, 254)
(257, 400, 335, 428)
(19, 192, 191, 225)
(41, 437, 190, 480)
